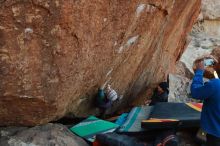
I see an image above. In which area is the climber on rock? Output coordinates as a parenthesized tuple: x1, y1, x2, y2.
(190, 56, 220, 146)
(96, 84, 118, 117)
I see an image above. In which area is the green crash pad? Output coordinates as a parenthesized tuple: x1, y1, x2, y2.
(70, 116, 119, 142)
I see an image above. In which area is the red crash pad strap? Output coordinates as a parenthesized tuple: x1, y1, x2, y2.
(93, 140, 103, 146)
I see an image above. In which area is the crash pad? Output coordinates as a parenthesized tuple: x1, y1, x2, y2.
(117, 106, 153, 133)
(70, 116, 119, 142)
(96, 133, 146, 146)
(142, 102, 202, 130)
(115, 113, 128, 126)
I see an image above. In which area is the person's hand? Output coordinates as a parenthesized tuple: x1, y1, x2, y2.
(144, 100, 151, 105)
(193, 60, 205, 71)
(197, 60, 205, 70)
(193, 54, 218, 71)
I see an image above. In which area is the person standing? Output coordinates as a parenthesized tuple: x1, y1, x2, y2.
(191, 59, 220, 146)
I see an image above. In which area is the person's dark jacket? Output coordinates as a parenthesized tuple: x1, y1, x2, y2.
(149, 89, 169, 106)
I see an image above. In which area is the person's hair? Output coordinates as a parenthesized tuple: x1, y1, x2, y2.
(159, 82, 169, 93)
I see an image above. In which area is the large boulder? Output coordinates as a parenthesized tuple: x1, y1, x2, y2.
(202, 0, 220, 20)
(177, 0, 220, 80)
(178, 32, 219, 76)
(0, 0, 200, 126)
(195, 0, 220, 37)
(168, 74, 200, 103)
(168, 74, 191, 103)
(0, 123, 89, 146)
(173, 0, 220, 105)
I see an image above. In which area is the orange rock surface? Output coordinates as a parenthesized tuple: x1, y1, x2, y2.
(0, 0, 200, 126)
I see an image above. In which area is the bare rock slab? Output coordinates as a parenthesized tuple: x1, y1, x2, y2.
(0, 123, 89, 146)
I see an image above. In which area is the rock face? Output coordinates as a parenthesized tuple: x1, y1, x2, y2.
(202, 0, 220, 19)
(174, 0, 220, 103)
(0, 123, 89, 146)
(178, 33, 220, 76)
(200, 0, 220, 37)
(0, 0, 200, 126)
(168, 74, 191, 102)
(168, 74, 200, 103)
(177, 0, 220, 76)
